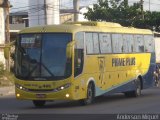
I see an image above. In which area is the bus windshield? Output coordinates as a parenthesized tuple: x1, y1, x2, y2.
(15, 33, 72, 80)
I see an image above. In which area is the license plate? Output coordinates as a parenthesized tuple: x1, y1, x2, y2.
(36, 94, 46, 98)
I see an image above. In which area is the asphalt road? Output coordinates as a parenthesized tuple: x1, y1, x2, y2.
(0, 87, 160, 114)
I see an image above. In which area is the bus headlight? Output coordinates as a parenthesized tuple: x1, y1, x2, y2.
(53, 83, 71, 92)
(15, 83, 71, 92)
(15, 84, 29, 92)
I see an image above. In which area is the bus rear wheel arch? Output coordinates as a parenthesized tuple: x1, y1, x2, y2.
(79, 81, 95, 105)
(33, 100, 46, 107)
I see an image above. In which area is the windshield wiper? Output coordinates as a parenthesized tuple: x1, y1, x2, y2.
(41, 62, 55, 77)
(27, 61, 55, 78)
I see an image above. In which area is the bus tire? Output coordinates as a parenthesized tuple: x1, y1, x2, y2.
(125, 78, 141, 97)
(79, 82, 95, 105)
(155, 76, 160, 87)
(33, 100, 46, 107)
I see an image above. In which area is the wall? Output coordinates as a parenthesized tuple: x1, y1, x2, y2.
(0, 8, 5, 65)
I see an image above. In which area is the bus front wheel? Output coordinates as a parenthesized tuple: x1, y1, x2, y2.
(79, 82, 95, 105)
(33, 100, 46, 107)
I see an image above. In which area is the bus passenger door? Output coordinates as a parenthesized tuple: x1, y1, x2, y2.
(73, 32, 86, 99)
(98, 57, 105, 88)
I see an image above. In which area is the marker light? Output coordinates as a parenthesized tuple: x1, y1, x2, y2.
(66, 94, 70, 98)
(16, 94, 20, 97)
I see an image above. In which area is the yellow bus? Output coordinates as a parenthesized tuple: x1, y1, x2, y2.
(14, 21, 155, 107)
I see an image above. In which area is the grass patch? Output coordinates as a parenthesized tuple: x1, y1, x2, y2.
(0, 71, 14, 87)
(0, 63, 14, 87)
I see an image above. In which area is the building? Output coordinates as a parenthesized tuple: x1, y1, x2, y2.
(9, 5, 91, 41)
(9, 12, 28, 42)
(10, 12, 28, 27)
(60, 6, 92, 23)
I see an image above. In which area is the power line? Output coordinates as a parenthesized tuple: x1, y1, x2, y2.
(144, 1, 160, 6)
(11, 0, 98, 12)
(10, 0, 160, 14)
(11, 3, 60, 13)
(11, 4, 43, 10)
(12, 6, 60, 15)
(11, 6, 44, 14)
(11, 0, 68, 10)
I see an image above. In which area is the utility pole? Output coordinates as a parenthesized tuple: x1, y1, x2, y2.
(44, 0, 47, 25)
(73, 0, 79, 22)
(140, 0, 144, 20)
(5, 0, 10, 71)
(149, 0, 150, 11)
(45, 0, 60, 25)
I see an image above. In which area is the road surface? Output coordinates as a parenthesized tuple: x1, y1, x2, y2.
(0, 87, 160, 114)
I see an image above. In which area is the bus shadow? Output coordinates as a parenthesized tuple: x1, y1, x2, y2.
(28, 95, 126, 109)
(27, 91, 158, 109)
(30, 94, 127, 109)
(94, 92, 156, 104)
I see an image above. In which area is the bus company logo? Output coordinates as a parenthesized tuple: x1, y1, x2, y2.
(112, 57, 136, 67)
(39, 84, 52, 89)
(24, 83, 38, 87)
(99, 59, 105, 72)
(24, 84, 51, 88)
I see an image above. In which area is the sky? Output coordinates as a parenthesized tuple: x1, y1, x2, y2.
(10, 0, 160, 13)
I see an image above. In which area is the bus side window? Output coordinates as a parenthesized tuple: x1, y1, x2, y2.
(144, 35, 154, 52)
(134, 35, 144, 52)
(99, 33, 112, 53)
(112, 34, 123, 53)
(74, 32, 84, 77)
(86, 33, 94, 54)
(123, 34, 134, 53)
(93, 33, 100, 54)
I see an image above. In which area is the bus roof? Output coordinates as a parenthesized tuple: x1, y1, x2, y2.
(19, 21, 153, 35)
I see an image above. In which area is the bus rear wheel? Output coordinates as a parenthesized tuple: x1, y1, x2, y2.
(125, 78, 141, 97)
(33, 100, 46, 107)
(79, 82, 95, 105)
(155, 76, 160, 87)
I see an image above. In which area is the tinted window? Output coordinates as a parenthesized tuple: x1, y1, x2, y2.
(75, 32, 84, 77)
(15, 33, 72, 80)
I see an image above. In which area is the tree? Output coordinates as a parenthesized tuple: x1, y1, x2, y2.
(84, 0, 160, 32)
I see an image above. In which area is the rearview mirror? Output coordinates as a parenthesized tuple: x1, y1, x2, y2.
(66, 41, 75, 59)
(4, 41, 15, 60)
(4, 45, 11, 60)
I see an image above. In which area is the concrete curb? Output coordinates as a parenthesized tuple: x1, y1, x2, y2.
(0, 86, 15, 96)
